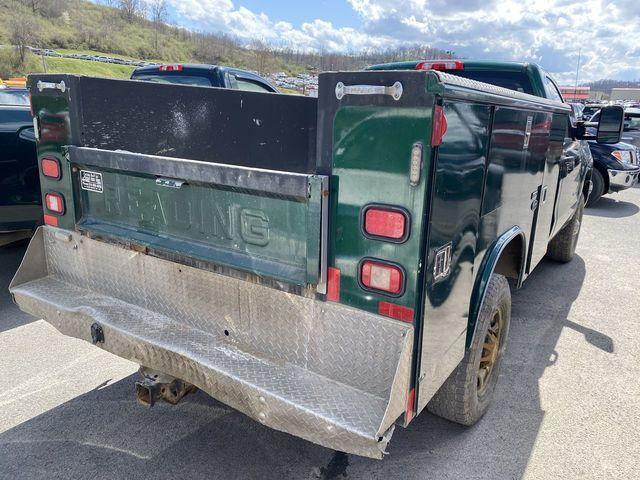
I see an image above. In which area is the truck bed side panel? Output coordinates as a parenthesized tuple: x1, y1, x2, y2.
(417, 100, 491, 410)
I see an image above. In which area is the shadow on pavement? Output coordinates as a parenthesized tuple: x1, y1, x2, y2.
(0, 240, 37, 333)
(0, 256, 613, 479)
(585, 196, 639, 218)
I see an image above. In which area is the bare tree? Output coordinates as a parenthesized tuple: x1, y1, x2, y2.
(40, 0, 65, 18)
(10, 16, 41, 64)
(21, 0, 44, 13)
(250, 40, 272, 73)
(19, 0, 63, 16)
(148, 0, 168, 54)
(116, 0, 143, 21)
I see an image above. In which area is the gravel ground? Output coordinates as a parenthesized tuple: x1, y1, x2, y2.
(1, 187, 639, 480)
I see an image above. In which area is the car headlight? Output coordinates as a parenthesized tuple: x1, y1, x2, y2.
(611, 150, 632, 163)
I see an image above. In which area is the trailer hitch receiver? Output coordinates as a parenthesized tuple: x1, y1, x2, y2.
(135, 368, 198, 407)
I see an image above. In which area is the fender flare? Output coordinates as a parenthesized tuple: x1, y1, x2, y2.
(466, 225, 526, 347)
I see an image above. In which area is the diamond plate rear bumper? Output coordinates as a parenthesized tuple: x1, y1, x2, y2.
(9, 227, 414, 458)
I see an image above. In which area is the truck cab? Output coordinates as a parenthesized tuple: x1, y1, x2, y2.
(131, 63, 278, 93)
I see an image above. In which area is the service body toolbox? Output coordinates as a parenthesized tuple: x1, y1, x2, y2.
(12, 69, 593, 458)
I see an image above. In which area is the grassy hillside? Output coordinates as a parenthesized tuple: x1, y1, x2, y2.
(0, 0, 193, 60)
(0, 0, 451, 79)
(0, 0, 298, 78)
(36, 55, 136, 78)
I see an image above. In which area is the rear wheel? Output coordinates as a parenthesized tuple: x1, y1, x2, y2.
(586, 169, 605, 207)
(427, 274, 511, 425)
(546, 194, 584, 263)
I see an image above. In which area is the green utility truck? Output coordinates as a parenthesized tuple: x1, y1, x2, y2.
(10, 65, 623, 458)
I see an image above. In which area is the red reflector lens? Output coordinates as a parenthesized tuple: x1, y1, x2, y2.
(378, 301, 414, 322)
(406, 388, 416, 424)
(159, 64, 183, 72)
(41, 158, 61, 179)
(364, 208, 407, 240)
(327, 267, 340, 302)
(45, 192, 65, 214)
(361, 260, 404, 295)
(415, 60, 464, 71)
(43, 214, 58, 226)
(431, 105, 448, 147)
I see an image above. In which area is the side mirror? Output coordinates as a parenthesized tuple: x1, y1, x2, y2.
(596, 105, 624, 144)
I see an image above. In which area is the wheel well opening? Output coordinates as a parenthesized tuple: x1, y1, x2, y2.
(494, 236, 523, 281)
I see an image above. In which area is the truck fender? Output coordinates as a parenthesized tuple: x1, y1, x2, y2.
(466, 226, 526, 348)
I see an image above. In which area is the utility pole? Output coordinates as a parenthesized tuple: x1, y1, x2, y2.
(574, 47, 581, 97)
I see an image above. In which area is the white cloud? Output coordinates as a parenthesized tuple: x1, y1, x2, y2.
(167, 0, 640, 82)
(347, 0, 640, 82)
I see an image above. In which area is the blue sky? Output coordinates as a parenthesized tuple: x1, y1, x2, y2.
(234, 1, 361, 28)
(158, 0, 640, 83)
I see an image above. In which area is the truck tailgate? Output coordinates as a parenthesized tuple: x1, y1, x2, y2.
(67, 146, 327, 288)
(11, 226, 413, 458)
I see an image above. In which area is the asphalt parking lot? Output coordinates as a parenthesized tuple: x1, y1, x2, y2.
(1, 187, 639, 480)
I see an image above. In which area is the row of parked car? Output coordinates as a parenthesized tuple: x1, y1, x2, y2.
(26, 46, 159, 68)
(569, 103, 640, 205)
(1, 61, 638, 247)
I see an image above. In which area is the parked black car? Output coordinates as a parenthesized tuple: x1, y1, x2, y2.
(586, 140, 639, 206)
(590, 107, 640, 149)
(131, 63, 278, 92)
(0, 87, 40, 245)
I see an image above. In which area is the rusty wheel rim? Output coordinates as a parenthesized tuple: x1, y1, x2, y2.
(477, 309, 503, 396)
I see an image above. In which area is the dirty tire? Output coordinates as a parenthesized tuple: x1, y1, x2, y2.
(546, 194, 584, 263)
(586, 169, 605, 207)
(427, 274, 511, 426)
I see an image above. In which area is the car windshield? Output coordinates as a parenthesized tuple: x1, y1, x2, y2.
(444, 70, 535, 95)
(624, 114, 640, 130)
(0, 89, 29, 106)
(131, 74, 212, 87)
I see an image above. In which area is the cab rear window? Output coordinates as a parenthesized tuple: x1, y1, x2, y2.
(0, 89, 30, 106)
(132, 74, 212, 87)
(444, 70, 534, 95)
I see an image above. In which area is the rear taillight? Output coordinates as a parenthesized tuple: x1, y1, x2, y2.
(415, 60, 464, 71)
(159, 64, 183, 72)
(41, 157, 61, 179)
(431, 105, 448, 147)
(45, 192, 65, 214)
(363, 206, 408, 242)
(360, 260, 404, 295)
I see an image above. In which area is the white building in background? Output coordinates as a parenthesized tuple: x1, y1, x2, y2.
(610, 88, 640, 101)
